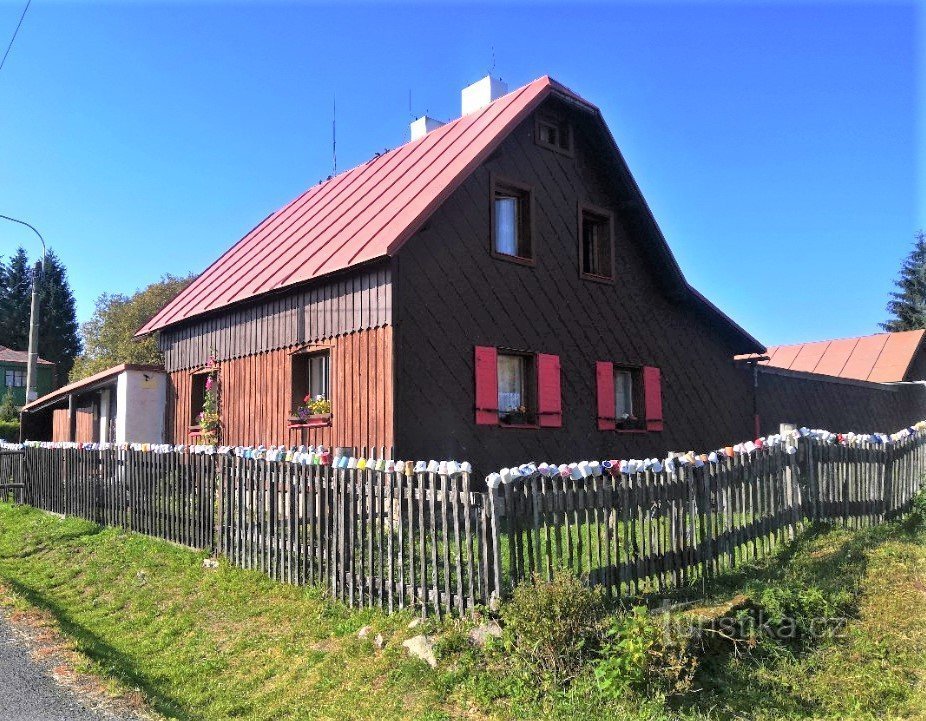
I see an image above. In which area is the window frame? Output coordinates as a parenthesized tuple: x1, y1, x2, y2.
(578, 202, 615, 283)
(188, 367, 213, 432)
(4, 369, 25, 388)
(534, 113, 574, 157)
(289, 346, 333, 428)
(612, 364, 645, 432)
(496, 349, 538, 427)
(490, 175, 535, 266)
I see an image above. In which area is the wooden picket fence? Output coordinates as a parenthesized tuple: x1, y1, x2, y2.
(492, 433, 926, 599)
(21, 446, 215, 550)
(5, 429, 926, 618)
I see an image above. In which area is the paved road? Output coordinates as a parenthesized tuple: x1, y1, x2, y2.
(0, 609, 135, 721)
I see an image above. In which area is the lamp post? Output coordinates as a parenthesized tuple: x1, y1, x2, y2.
(0, 214, 46, 405)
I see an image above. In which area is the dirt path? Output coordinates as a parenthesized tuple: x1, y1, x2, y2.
(0, 608, 144, 721)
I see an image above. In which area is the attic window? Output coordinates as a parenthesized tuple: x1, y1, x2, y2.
(579, 205, 614, 281)
(536, 115, 572, 155)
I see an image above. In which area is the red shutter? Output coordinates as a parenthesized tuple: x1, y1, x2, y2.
(596, 361, 615, 431)
(643, 366, 663, 431)
(474, 346, 499, 425)
(536, 353, 562, 427)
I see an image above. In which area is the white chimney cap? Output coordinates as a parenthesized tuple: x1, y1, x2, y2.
(410, 115, 445, 141)
(461, 76, 509, 116)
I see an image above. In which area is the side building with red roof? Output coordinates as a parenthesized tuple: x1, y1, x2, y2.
(737, 330, 926, 435)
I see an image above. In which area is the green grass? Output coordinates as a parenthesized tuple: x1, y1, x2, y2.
(1, 500, 925, 720)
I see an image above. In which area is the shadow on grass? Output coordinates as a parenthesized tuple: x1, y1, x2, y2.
(667, 511, 926, 720)
(4, 576, 197, 721)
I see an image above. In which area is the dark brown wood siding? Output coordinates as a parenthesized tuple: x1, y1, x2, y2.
(393, 99, 756, 474)
(757, 367, 926, 434)
(166, 326, 393, 450)
(159, 263, 391, 372)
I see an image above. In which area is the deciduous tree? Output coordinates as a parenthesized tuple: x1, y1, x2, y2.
(70, 274, 196, 381)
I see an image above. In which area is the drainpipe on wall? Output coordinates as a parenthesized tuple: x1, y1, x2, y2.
(753, 362, 760, 439)
(736, 355, 769, 440)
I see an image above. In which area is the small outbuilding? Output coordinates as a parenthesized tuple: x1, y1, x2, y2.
(21, 364, 167, 444)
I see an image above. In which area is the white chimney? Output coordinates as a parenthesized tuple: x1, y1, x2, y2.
(461, 76, 509, 115)
(410, 115, 446, 141)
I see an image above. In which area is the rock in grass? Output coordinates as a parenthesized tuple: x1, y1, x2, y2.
(402, 635, 437, 668)
(374, 633, 385, 649)
(407, 618, 422, 630)
(202, 558, 219, 569)
(468, 621, 502, 647)
(357, 625, 372, 639)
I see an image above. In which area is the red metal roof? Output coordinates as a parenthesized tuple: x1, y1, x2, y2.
(0, 345, 53, 365)
(742, 330, 925, 382)
(139, 76, 594, 335)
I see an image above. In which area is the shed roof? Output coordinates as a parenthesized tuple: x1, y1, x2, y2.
(738, 330, 925, 383)
(136, 75, 763, 354)
(21, 364, 165, 414)
(0, 345, 53, 366)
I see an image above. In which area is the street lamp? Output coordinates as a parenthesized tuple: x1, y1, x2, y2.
(0, 214, 46, 405)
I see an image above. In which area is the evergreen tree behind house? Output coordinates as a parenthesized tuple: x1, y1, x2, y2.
(0, 247, 81, 387)
(883, 230, 926, 332)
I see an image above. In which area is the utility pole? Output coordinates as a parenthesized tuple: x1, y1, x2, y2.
(0, 215, 47, 439)
(25, 259, 42, 403)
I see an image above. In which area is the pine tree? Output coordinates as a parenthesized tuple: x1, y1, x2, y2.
(883, 231, 926, 332)
(0, 248, 81, 386)
(36, 250, 82, 382)
(0, 247, 33, 350)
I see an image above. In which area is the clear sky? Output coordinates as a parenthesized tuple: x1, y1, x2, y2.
(0, 0, 920, 346)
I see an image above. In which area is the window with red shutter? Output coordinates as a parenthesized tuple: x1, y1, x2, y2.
(596, 361, 616, 431)
(474, 346, 499, 425)
(643, 366, 664, 431)
(536, 353, 562, 428)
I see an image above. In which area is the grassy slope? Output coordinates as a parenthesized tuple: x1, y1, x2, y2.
(1, 501, 924, 721)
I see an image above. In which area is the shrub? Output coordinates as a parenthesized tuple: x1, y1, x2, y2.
(0, 419, 19, 442)
(594, 606, 697, 697)
(0, 389, 17, 422)
(501, 570, 604, 686)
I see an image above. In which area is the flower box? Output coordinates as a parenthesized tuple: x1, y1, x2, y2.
(289, 413, 332, 428)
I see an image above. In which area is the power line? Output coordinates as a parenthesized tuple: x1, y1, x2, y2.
(0, 0, 31, 74)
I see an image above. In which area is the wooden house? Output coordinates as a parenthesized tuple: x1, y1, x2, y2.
(137, 75, 767, 474)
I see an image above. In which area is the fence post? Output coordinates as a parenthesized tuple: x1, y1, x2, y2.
(486, 480, 504, 609)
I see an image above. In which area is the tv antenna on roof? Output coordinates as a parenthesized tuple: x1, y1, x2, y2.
(332, 94, 337, 175)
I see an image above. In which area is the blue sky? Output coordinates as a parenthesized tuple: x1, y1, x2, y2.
(0, 1, 920, 346)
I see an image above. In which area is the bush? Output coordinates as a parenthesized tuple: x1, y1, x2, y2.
(0, 389, 17, 422)
(501, 570, 604, 685)
(594, 606, 697, 697)
(0, 419, 19, 442)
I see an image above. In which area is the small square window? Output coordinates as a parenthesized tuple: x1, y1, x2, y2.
(614, 366, 644, 430)
(497, 351, 536, 425)
(580, 207, 613, 280)
(536, 115, 573, 155)
(292, 350, 331, 420)
(492, 180, 532, 262)
(5, 370, 25, 388)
